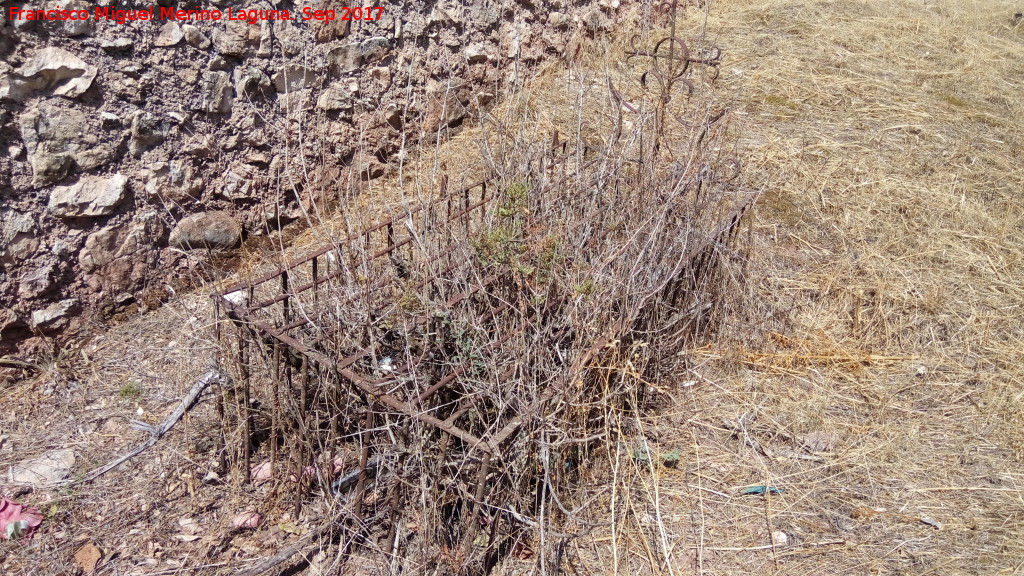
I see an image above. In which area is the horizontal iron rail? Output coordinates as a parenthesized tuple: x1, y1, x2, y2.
(250, 318, 496, 454)
(220, 174, 494, 295)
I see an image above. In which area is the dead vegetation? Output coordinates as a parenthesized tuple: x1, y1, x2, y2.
(207, 12, 744, 574)
(3, 0, 1024, 575)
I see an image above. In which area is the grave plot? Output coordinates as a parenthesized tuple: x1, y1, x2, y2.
(213, 27, 752, 573)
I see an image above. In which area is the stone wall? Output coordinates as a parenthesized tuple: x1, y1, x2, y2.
(0, 0, 624, 352)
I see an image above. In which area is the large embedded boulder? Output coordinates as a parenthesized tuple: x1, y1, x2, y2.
(169, 211, 241, 250)
(0, 211, 39, 265)
(19, 104, 115, 186)
(129, 112, 170, 157)
(0, 47, 97, 101)
(155, 22, 184, 47)
(30, 299, 79, 330)
(79, 212, 166, 294)
(142, 161, 204, 203)
(195, 71, 234, 113)
(48, 174, 130, 218)
(272, 65, 315, 93)
(17, 263, 57, 299)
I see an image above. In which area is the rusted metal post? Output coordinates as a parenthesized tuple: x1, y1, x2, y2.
(292, 435, 305, 519)
(213, 297, 222, 365)
(311, 256, 318, 307)
(281, 270, 290, 325)
(382, 480, 401, 555)
(236, 328, 252, 484)
(463, 185, 470, 234)
(480, 182, 487, 224)
(293, 357, 308, 519)
(271, 340, 281, 473)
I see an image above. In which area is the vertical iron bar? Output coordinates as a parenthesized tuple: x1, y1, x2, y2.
(294, 354, 309, 519)
(463, 185, 470, 234)
(481, 182, 487, 224)
(292, 432, 305, 519)
(237, 327, 252, 484)
(383, 479, 401, 556)
(213, 297, 222, 366)
(271, 340, 281, 476)
(312, 256, 318, 307)
(281, 270, 290, 325)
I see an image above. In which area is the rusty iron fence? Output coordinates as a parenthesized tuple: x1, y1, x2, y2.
(201, 3, 756, 571)
(212, 142, 757, 566)
(214, 14, 750, 563)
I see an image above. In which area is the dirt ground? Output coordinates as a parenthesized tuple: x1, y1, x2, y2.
(2, 0, 1023, 574)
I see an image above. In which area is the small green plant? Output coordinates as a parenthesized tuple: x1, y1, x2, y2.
(472, 225, 524, 265)
(398, 288, 424, 314)
(441, 317, 488, 377)
(513, 261, 536, 277)
(533, 234, 562, 285)
(50, 479, 83, 523)
(661, 448, 683, 468)
(498, 182, 530, 218)
(631, 446, 651, 463)
(119, 381, 144, 400)
(574, 278, 597, 296)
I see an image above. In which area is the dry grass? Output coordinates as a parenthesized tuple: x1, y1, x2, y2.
(3, 0, 1024, 575)
(572, 0, 1024, 574)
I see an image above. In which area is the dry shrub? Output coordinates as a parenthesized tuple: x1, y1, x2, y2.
(215, 22, 751, 574)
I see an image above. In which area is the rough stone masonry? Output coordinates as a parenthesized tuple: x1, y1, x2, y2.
(0, 0, 624, 353)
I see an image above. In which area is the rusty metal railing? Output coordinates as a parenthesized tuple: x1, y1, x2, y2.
(212, 140, 758, 565)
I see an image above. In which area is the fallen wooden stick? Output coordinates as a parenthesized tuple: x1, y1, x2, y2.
(69, 368, 227, 485)
(231, 519, 340, 576)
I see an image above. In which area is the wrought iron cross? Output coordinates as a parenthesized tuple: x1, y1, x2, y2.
(627, 0, 722, 100)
